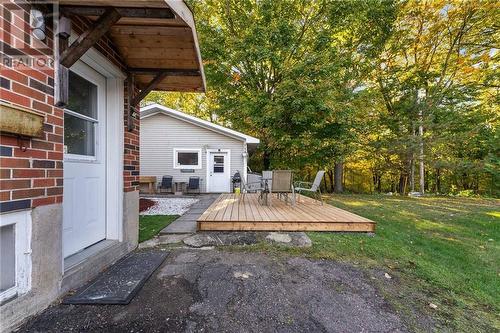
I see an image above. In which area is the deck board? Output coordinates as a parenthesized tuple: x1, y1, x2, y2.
(198, 194, 376, 232)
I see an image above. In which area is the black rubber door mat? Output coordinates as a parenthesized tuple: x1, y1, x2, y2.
(64, 250, 168, 305)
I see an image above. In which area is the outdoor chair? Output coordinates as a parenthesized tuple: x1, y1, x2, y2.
(187, 176, 201, 194)
(268, 170, 295, 206)
(158, 175, 173, 193)
(295, 170, 325, 205)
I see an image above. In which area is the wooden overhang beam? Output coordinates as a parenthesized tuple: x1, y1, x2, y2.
(60, 7, 121, 68)
(60, 6, 175, 19)
(128, 68, 200, 76)
(127, 70, 170, 131)
(131, 71, 169, 107)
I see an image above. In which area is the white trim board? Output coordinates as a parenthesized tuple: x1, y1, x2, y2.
(173, 148, 202, 169)
(78, 50, 125, 244)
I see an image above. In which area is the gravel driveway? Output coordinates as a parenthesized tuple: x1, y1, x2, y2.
(18, 248, 432, 332)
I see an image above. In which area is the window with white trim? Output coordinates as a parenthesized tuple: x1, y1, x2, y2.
(0, 211, 32, 304)
(64, 71, 98, 157)
(173, 148, 202, 169)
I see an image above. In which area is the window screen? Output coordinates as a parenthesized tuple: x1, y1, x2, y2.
(213, 155, 224, 173)
(177, 152, 199, 166)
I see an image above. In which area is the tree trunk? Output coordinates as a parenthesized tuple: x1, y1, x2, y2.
(417, 88, 425, 195)
(327, 170, 334, 193)
(263, 150, 271, 170)
(435, 168, 441, 193)
(398, 174, 404, 194)
(419, 108, 425, 195)
(334, 161, 344, 193)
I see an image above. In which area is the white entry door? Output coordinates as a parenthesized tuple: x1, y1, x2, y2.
(63, 61, 106, 258)
(207, 151, 230, 192)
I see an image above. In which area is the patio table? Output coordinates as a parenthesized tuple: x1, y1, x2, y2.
(174, 181, 187, 195)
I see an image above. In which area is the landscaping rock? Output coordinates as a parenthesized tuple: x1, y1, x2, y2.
(138, 238, 159, 249)
(265, 232, 292, 243)
(158, 234, 192, 244)
(140, 198, 199, 216)
(182, 232, 312, 248)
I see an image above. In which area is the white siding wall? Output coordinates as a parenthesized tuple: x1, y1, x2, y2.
(140, 113, 246, 192)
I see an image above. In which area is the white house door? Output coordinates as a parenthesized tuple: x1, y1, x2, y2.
(63, 61, 106, 258)
(207, 151, 230, 192)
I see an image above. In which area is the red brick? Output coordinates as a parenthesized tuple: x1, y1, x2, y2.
(47, 133, 63, 144)
(33, 178, 55, 188)
(13, 148, 47, 159)
(0, 135, 20, 147)
(54, 143, 64, 152)
(53, 108, 63, 118)
(12, 64, 48, 83)
(47, 169, 63, 177)
(12, 188, 45, 199)
(46, 114, 63, 126)
(0, 68, 29, 85)
(0, 191, 10, 201)
(13, 169, 45, 178)
(47, 151, 63, 160)
(0, 169, 10, 179)
(0, 179, 30, 190)
(32, 100, 53, 114)
(46, 186, 63, 196)
(0, 158, 30, 168)
(12, 82, 45, 101)
(0, 89, 31, 107)
(32, 196, 55, 207)
(55, 195, 63, 203)
(31, 140, 54, 150)
(54, 126, 63, 135)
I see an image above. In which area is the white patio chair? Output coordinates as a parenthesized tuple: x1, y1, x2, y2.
(295, 170, 325, 205)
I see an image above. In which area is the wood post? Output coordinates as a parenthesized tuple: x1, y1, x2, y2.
(54, 16, 71, 107)
(127, 73, 135, 132)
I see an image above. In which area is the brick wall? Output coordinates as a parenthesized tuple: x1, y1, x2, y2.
(124, 88, 140, 192)
(0, 3, 140, 213)
(1, 2, 62, 212)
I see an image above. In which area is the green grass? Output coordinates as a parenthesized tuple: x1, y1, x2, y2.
(138, 215, 179, 243)
(234, 194, 500, 331)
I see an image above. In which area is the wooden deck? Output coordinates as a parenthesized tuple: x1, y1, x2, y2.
(197, 193, 376, 232)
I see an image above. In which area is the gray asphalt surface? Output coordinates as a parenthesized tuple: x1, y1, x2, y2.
(18, 248, 421, 332)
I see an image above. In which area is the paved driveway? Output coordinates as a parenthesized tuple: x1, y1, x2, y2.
(19, 249, 420, 332)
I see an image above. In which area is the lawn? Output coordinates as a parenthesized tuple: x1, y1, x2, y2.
(138, 215, 179, 243)
(243, 194, 500, 331)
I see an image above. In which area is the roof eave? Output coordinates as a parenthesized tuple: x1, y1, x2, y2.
(164, 0, 206, 92)
(141, 104, 259, 144)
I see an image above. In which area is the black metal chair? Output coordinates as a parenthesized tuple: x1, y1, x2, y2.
(158, 175, 173, 193)
(187, 176, 200, 194)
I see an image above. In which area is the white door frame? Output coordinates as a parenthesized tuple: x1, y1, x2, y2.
(80, 48, 125, 242)
(206, 149, 231, 193)
(62, 46, 125, 264)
